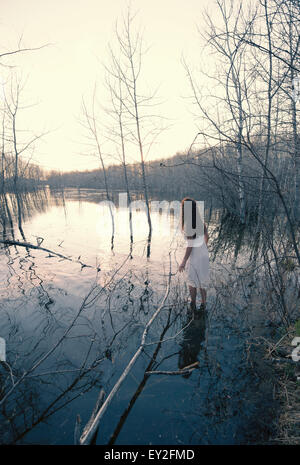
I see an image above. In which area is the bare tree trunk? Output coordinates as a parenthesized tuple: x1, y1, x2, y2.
(286, 1, 300, 220)
(115, 76, 133, 246)
(82, 92, 115, 250)
(12, 109, 18, 192)
(255, 0, 274, 237)
(124, 12, 152, 256)
(0, 107, 5, 195)
(184, 0, 251, 224)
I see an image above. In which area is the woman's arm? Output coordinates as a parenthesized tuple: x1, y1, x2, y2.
(179, 246, 192, 272)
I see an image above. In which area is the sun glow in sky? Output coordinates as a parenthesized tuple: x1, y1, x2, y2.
(1, 0, 213, 172)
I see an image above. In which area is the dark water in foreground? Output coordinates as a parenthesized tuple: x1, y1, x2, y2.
(0, 188, 278, 444)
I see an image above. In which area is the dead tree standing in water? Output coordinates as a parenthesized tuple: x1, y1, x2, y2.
(105, 53, 134, 249)
(108, 9, 163, 256)
(81, 87, 115, 250)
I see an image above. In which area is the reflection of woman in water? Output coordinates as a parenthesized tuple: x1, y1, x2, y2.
(178, 307, 207, 378)
(179, 198, 210, 308)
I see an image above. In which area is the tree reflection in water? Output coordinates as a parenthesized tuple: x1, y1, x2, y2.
(178, 307, 207, 379)
(0, 189, 283, 444)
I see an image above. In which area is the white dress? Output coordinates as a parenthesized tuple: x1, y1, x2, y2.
(185, 235, 210, 288)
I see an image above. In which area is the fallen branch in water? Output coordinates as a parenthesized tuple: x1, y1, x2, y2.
(0, 238, 92, 269)
(145, 361, 199, 376)
(75, 389, 105, 445)
(78, 253, 172, 445)
(144, 316, 195, 346)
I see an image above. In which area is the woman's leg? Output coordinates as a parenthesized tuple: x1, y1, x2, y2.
(199, 288, 207, 305)
(189, 285, 197, 306)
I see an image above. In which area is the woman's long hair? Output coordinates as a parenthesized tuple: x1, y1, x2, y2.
(181, 197, 204, 239)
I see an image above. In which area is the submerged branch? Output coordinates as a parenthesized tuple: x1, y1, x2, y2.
(79, 253, 173, 445)
(145, 361, 199, 376)
(0, 239, 93, 269)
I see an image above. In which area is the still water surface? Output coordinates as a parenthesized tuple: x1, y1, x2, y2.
(0, 188, 277, 444)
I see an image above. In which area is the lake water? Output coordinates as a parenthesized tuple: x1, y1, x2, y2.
(0, 188, 278, 444)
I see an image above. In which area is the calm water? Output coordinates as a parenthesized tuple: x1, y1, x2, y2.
(0, 188, 277, 444)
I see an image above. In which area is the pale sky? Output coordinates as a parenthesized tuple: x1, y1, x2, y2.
(0, 0, 214, 172)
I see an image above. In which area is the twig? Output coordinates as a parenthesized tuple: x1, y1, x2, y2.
(0, 239, 92, 269)
(1, 361, 15, 388)
(144, 316, 195, 346)
(80, 389, 105, 442)
(0, 238, 72, 260)
(74, 415, 82, 446)
(285, 385, 290, 408)
(0, 43, 52, 60)
(267, 332, 291, 357)
(145, 361, 199, 376)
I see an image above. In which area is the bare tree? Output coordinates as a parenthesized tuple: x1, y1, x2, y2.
(81, 85, 115, 250)
(3, 74, 47, 193)
(105, 55, 134, 248)
(183, 0, 262, 224)
(107, 8, 163, 256)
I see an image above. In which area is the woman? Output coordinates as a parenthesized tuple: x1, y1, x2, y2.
(179, 197, 209, 308)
